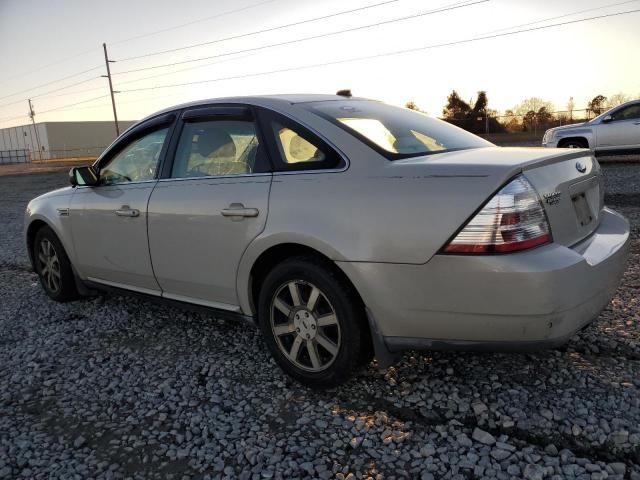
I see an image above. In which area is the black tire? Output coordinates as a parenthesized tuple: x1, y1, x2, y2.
(560, 138, 588, 149)
(257, 256, 369, 388)
(33, 226, 80, 302)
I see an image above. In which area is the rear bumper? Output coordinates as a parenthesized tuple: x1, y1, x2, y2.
(338, 208, 630, 352)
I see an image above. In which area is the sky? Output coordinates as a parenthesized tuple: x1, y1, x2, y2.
(0, 0, 639, 128)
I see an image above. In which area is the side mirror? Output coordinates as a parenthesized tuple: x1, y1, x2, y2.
(601, 114, 613, 123)
(69, 165, 100, 187)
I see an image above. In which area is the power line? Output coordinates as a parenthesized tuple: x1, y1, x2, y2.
(484, 0, 640, 34)
(0, 113, 28, 124)
(0, 65, 103, 102)
(111, 0, 487, 76)
(0, 77, 103, 109)
(0, 0, 398, 111)
(0, 0, 476, 113)
(37, 101, 112, 113)
(0, 48, 98, 88)
(109, 0, 278, 46)
(36, 95, 110, 116)
(29, 84, 107, 101)
(0, 0, 276, 88)
(115, 53, 258, 88)
(0, 95, 108, 124)
(118, 8, 640, 94)
(116, 0, 400, 62)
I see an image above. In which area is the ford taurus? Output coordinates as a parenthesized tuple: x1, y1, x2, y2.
(25, 94, 630, 386)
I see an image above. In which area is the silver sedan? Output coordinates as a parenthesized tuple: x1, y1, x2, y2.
(25, 94, 630, 386)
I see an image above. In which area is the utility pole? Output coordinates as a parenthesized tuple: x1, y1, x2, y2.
(102, 43, 120, 137)
(28, 99, 42, 161)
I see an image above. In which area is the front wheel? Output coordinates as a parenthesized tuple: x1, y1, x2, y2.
(33, 226, 80, 302)
(257, 256, 368, 387)
(561, 139, 588, 149)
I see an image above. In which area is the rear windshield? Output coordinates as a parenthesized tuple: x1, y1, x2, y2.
(306, 100, 492, 160)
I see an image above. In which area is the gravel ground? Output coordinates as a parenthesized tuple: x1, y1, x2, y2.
(0, 164, 639, 480)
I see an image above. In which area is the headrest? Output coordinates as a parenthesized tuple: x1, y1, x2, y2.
(194, 129, 236, 158)
(289, 134, 318, 161)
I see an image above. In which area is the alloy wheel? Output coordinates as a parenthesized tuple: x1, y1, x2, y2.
(270, 280, 341, 372)
(38, 238, 61, 293)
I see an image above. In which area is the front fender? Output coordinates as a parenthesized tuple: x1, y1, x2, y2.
(556, 128, 594, 148)
(25, 193, 75, 270)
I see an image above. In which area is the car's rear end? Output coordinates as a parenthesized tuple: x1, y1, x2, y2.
(301, 99, 629, 352)
(337, 148, 629, 351)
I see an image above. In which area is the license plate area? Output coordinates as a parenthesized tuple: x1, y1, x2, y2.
(572, 192, 594, 227)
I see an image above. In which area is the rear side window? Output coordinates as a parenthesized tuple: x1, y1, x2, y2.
(171, 120, 268, 178)
(307, 100, 492, 160)
(274, 123, 327, 165)
(259, 109, 343, 172)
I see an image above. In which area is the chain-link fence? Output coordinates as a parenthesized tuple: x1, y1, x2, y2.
(0, 149, 30, 165)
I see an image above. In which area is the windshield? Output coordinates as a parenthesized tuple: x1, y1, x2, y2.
(306, 100, 492, 159)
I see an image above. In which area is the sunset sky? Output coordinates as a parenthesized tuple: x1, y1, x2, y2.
(0, 0, 639, 128)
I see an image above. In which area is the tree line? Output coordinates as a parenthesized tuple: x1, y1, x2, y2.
(406, 91, 637, 134)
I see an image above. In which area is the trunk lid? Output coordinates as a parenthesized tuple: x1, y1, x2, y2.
(395, 146, 602, 253)
(522, 152, 602, 247)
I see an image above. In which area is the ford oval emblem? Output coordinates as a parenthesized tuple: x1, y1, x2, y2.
(575, 160, 587, 173)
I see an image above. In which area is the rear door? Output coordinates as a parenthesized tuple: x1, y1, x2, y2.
(147, 105, 272, 310)
(69, 114, 175, 294)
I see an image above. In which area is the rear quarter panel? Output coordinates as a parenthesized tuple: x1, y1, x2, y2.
(236, 146, 521, 314)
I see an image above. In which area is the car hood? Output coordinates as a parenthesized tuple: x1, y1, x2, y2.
(29, 186, 74, 206)
(547, 122, 589, 134)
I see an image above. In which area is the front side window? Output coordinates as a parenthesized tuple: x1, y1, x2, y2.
(171, 120, 265, 178)
(611, 104, 640, 121)
(307, 100, 492, 160)
(100, 128, 168, 184)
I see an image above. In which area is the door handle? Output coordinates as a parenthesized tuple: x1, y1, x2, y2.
(115, 205, 140, 217)
(633, 121, 640, 125)
(221, 204, 259, 218)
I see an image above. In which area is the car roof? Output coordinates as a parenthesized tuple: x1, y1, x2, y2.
(140, 94, 368, 122)
(114, 94, 375, 152)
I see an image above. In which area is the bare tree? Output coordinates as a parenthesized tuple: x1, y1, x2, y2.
(514, 98, 555, 134)
(567, 97, 575, 121)
(514, 97, 555, 118)
(606, 92, 630, 109)
(405, 101, 420, 111)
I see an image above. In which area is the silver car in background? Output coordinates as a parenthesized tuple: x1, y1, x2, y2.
(543, 99, 640, 151)
(25, 94, 630, 386)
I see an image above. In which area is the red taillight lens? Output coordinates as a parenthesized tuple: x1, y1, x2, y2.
(443, 175, 551, 254)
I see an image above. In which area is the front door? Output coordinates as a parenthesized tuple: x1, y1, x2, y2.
(147, 107, 272, 310)
(596, 103, 640, 149)
(70, 125, 171, 294)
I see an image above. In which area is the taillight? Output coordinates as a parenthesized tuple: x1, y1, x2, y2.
(443, 175, 551, 254)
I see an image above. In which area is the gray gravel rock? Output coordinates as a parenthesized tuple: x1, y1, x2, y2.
(1, 165, 639, 478)
(472, 428, 496, 445)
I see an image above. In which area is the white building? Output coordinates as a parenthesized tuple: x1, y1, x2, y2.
(0, 120, 135, 164)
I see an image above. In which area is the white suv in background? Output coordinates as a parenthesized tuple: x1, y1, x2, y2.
(543, 100, 640, 153)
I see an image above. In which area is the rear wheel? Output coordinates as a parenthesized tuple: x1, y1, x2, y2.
(257, 256, 367, 387)
(33, 226, 80, 302)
